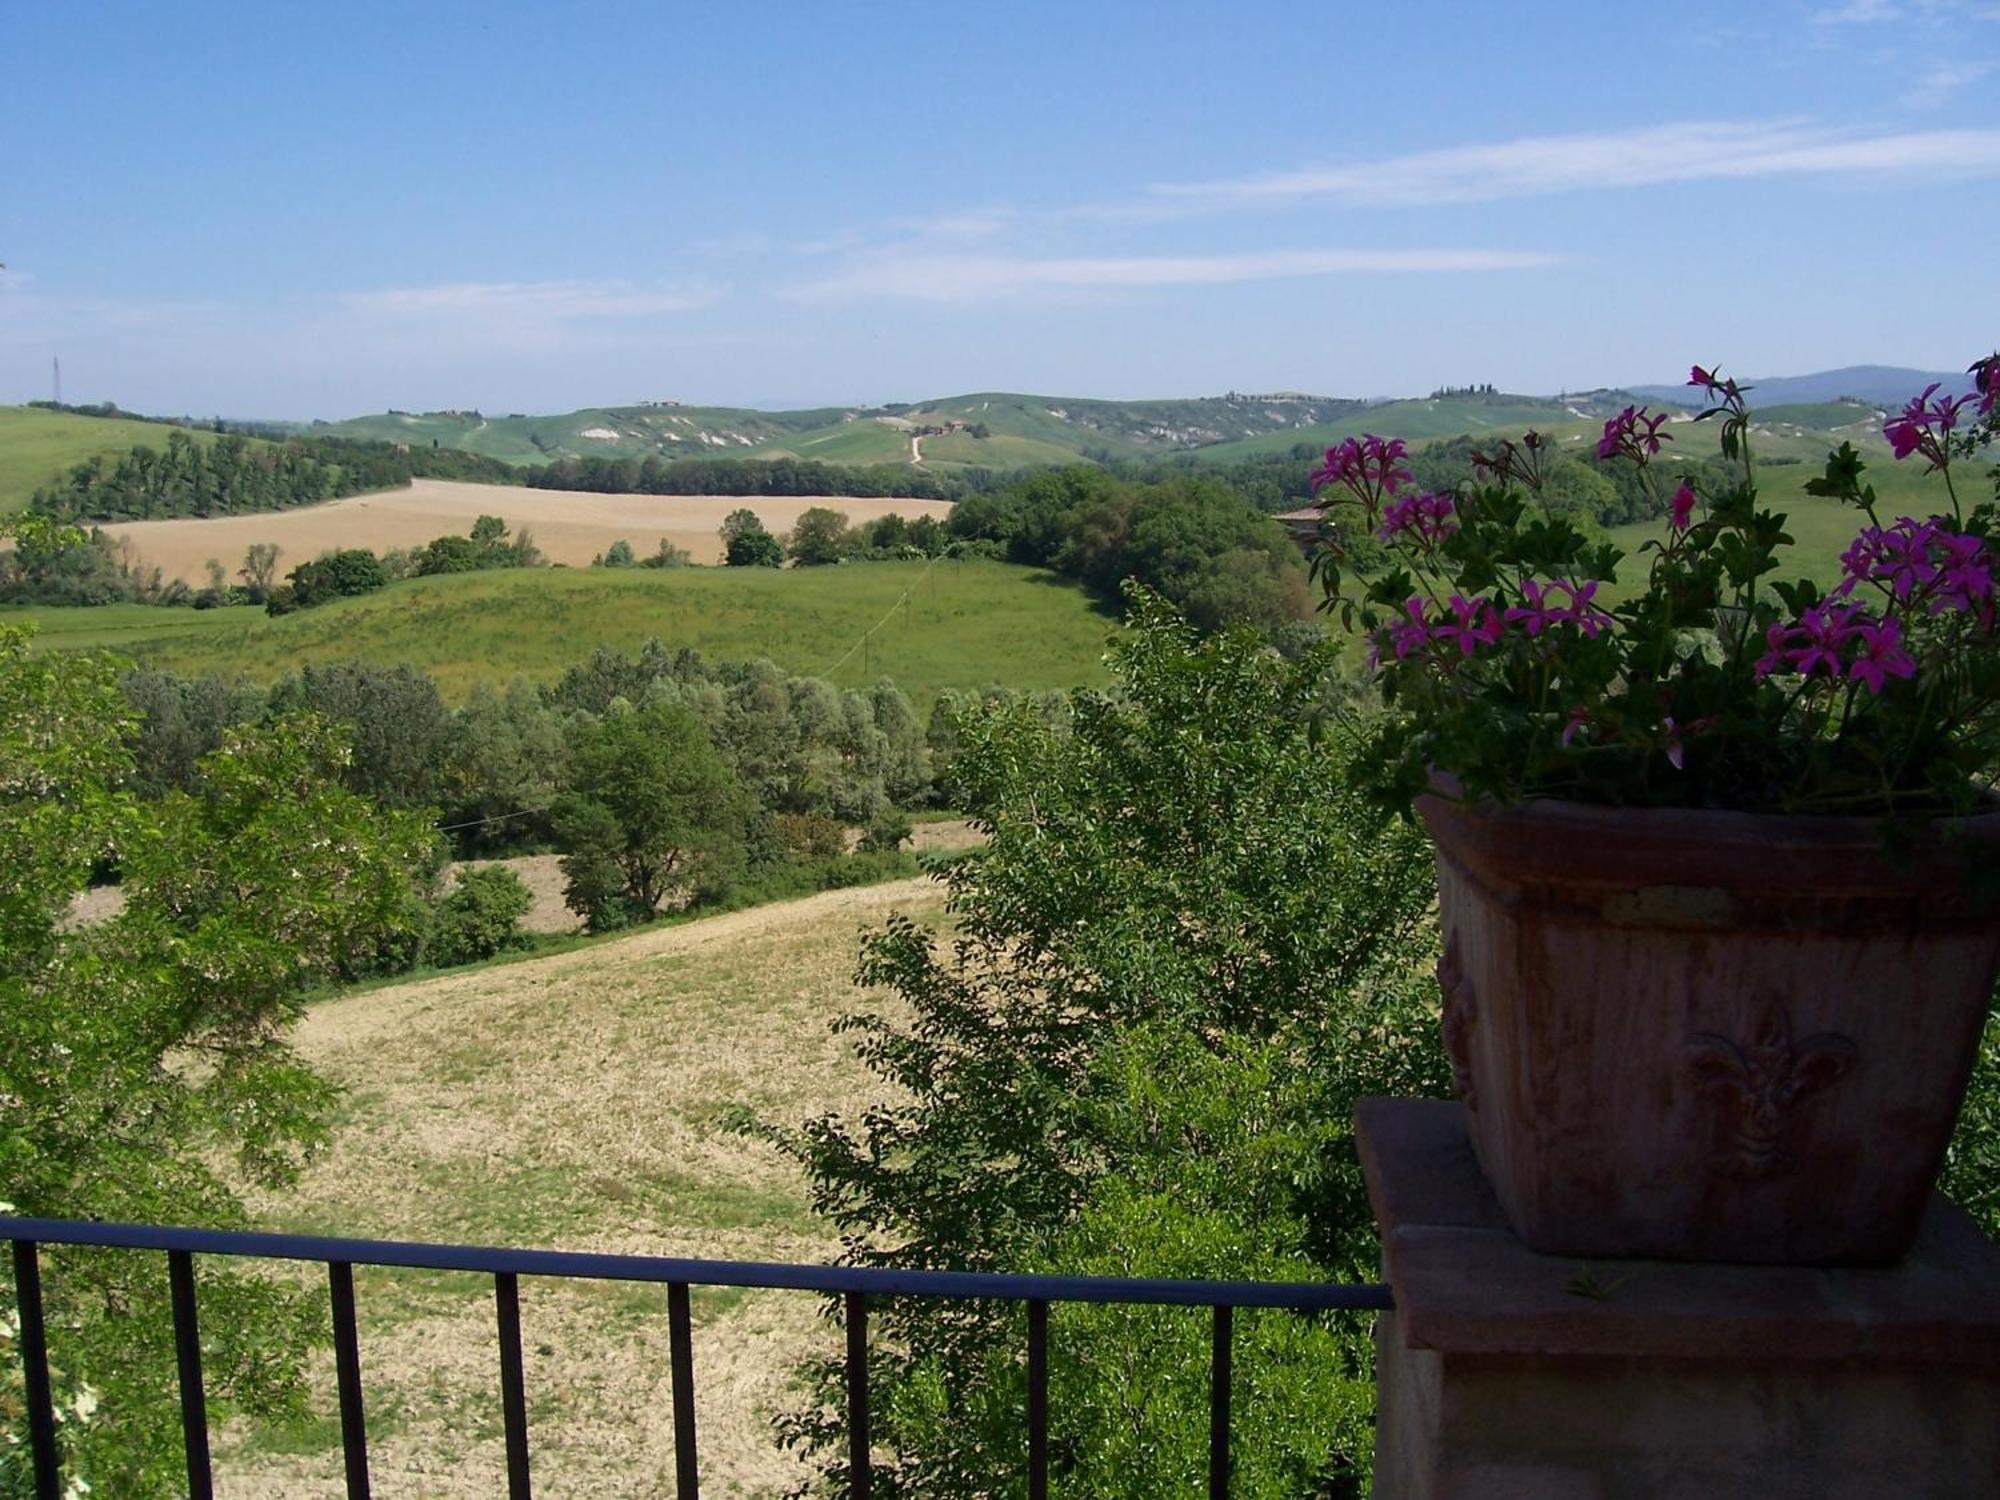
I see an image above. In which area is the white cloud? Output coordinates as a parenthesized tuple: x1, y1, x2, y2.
(786, 246, 1562, 303)
(1904, 59, 1998, 106)
(1813, 0, 2000, 21)
(1814, 0, 1902, 21)
(341, 278, 721, 319)
(1148, 120, 2000, 209)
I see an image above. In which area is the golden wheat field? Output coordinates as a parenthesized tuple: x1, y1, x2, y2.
(216, 876, 948, 1499)
(97, 480, 957, 585)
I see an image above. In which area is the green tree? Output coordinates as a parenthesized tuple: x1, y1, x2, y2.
(596, 538, 638, 568)
(268, 661, 453, 811)
(427, 865, 534, 967)
(0, 626, 437, 1497)
(788, 506, 853, 566)
(552, 705, 747, 929)
(722, 509, 784, 567)
(285, 547, 385, 607)
(759, 594, 1446, 1498)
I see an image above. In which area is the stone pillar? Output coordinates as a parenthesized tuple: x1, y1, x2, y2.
(1358, 1098, 2000, 1500)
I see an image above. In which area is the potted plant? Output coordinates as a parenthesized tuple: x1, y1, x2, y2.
(1315, 355, 2000, 1264)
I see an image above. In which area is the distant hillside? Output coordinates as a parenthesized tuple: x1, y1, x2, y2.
(1628, 365, 1972, 410)
(308, 389, 1656, 473)
(0, 405, 259, 513)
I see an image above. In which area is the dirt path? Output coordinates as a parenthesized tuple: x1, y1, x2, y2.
(220, 875, 946, 1498)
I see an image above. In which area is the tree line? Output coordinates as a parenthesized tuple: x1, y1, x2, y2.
(519, 451, 1003, 500)
(118, 635, 996, 866)
(29, 430, 515, 524)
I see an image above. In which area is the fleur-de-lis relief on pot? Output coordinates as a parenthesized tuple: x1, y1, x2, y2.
(1686, 1000, 1858, 1180)
(1436, 930, 1478, 1111)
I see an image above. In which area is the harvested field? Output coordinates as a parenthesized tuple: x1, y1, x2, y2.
(98, 479, 956, 585)
(221, 875, 947, 1498)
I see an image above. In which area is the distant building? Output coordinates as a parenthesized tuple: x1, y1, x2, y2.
(1275, 506, 1323, 552)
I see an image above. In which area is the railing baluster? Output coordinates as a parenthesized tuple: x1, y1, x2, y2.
(1208, 1304, 1232, 1500)
(168, 1250, 214, 1499)
(328, 1260, 372, 1499)
(844, 1290, 871, 1500)
(667, 1282, 699, 1499)
(1027, 1298, 1049, 1500)
(10, 1241, 61, 1500)
(494, 1272, 532, 1498)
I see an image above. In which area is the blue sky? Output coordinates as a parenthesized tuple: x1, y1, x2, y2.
(4, 0, 1998, 416)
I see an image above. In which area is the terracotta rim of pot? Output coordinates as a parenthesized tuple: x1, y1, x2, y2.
(1417, 773, 2000, 902)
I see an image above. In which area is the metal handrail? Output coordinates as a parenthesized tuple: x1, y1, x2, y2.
(0, 1215, 1393, 1500)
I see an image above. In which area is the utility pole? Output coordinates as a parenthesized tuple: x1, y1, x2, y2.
(52, 357, 61, 406)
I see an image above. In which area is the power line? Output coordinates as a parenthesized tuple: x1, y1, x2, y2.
(816, 552, 945, 682)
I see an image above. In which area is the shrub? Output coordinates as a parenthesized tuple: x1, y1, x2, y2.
(857, 807, 912, 853)
(427, 865, 534, 967)
(774, 810, 846, 860)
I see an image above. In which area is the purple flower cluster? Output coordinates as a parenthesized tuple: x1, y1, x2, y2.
(1502, 578, 1612, 638)
(1596, 405, 1673, 461)
(1378, 579, 1609, 663)
(1972, 354, 2000, 419)
(1380, 594, 1503, 661)
(1755, 604, 1916, 695)
(1835, 517, 1994, 616)
(1378, 491, 1457, 544)
(1883, 383, 1973, 467)
(1309, 434, 1413, 500)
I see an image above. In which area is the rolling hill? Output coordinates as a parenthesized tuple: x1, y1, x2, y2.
(302, 389, 1658, 473)
(4, 366, 1953, 524)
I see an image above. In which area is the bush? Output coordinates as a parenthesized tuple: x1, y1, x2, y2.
(857, 807, 913, 853)
(641, 538, 692, 568)
(775, 810, 846, 860)
(595, 539, 638, 568)
(427, 865, 534, 967)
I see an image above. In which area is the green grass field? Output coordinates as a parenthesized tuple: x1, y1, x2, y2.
(7, 558, 1117, 706)
(1603, 450, 1963, 592)
(0, 405, 246, 513)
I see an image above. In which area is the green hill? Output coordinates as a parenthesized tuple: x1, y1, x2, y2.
(0, 406, 257, 513)
(303, 387, 1695, 477)
(309, 390, 1405, 471)
(7, 557, 1115, 709)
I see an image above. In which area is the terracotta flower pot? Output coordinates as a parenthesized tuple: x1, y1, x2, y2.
(1417, 786, 2000, 1264)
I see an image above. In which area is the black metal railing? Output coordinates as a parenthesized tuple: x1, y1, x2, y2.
(0, 1216, 1393, 1500)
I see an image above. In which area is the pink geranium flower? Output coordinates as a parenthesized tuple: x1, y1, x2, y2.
(1503, 578, 1565, 636)
(1848, 617, 1918, 695)
(1885, 383, 1974, 470)
(1378, 491, 1457, 545)
(1310, 434, 1414, 501)
(1431, 594, 1503, 655)
(1597, 405, 1673, 462)
(1669, 481, 1696, 533)
(1386, 595, 1431, 660)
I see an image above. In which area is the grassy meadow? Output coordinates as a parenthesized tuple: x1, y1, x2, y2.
(1603, 444, 1964, 592)
(212, 877, 946, 1498)
(7, 557, 1116, 708)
